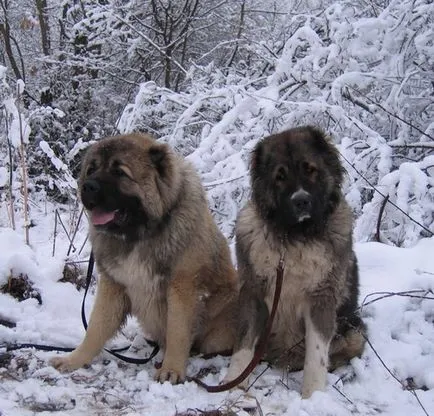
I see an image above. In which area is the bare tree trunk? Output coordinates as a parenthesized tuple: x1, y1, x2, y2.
(151, 0, 199, 89)
(35, 0, 51, 55)
(226, 0, 245, 68)
(164, 51, 172, 88)
(0, 0, 24, 80)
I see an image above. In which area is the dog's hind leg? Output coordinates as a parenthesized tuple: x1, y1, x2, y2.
(223, 228, 268, 388)
(50, 275, 130, 371)
(223, 293, 268, 387)
(329, 316, 366, 370)
(330, 255, 366, 369)
(199, 308, 237, 355)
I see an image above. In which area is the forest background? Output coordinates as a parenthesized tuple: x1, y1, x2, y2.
(0, 0, 433, 249)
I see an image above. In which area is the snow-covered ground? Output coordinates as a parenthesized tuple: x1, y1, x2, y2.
(1, 209, 434, 416)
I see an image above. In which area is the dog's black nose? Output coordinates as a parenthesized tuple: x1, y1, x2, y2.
(82, 179, 100, 195)
(290, 189, 312, 213)
(81, 179, 101, 209)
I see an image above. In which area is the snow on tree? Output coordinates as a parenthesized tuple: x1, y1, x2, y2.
(117, 0, 434, 246)
(0, 0, 433, 246)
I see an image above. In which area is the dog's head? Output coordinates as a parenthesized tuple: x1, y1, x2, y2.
(250, 126, 344, 236)
(79, 133, 181, 239)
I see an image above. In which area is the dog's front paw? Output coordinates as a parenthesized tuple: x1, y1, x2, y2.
(301, 378, 326, 399)
(49, 354, 89, 372)
(154, 366, 185, 384)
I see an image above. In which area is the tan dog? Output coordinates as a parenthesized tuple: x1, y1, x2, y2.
(225, 126, 365, 398)
(50, 133, 238, 383)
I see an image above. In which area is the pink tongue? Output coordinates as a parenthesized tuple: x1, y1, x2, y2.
(91, 209, 116, 225)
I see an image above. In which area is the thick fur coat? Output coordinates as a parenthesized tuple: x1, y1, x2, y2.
(50, 133, 238, 383)
(225, 126, 365, 398)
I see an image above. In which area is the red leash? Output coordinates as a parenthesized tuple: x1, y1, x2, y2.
(190, 257, 285, 392)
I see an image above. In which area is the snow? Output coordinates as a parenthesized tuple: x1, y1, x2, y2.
(0, 167, 7, 188)
(0, 0, 433, 413)
(16, 80, 25, 96)
(39, 141, 77, 191)
(107, 0, 433, 247)
(0, 66, 7, 87)
(1, 209, 434, 416)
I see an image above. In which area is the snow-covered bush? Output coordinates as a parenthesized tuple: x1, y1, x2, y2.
(0, 0, 432, 246)
(26, 106, 86, 203)
(118, 0, 434, 246)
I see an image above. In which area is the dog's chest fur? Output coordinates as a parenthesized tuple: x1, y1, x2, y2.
(238, 204, 340, 350)
(98, 244, 167, 345)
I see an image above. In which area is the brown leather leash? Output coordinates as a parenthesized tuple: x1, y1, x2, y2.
(189, 256, 285, 392)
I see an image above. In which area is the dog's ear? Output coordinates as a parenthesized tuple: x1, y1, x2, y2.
(308, 126, 344, 186)
(78, 145, 96, 184)
(149, 143, 171, 177)
(251, 140, 265, 172)
(307, 126, 331, 153)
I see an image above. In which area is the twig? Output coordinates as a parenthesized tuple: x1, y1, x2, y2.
(246, 363, 271, 392)
(280, 80, 308, 101)
(52, 209, 58, 257)
(203, 173, 247, 188)
(362, 334, 430, 416)
(111, 12, 188, 76)
(360, 289, 434, 311)
(244, 8, 289, 14)
(416, 269, 434, 276)
(375, 195, 389, 242)
(225, 1, 245, 69)
(390, 143, 434, 149)
(0, 317, 16, 328)
(339, 151, 434, 237)
(255, 397, 264, 416)
(347, 85, 434, 141)
(332, 384, 354, 406)
(65, 260, 90, 265)
(342, 87, 372, 113)
(56, 212, 77, 252)
(78, 234, 89, 256)
(67, 207, 85, 256)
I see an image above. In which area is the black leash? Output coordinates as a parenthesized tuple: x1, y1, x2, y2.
(3, 252, 283, 393)
(2, 251, 160, 364)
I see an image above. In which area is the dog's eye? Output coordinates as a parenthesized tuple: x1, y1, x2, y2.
(303, 162, 317, 177)
(113, 167, 127, 178)
(275, 167, 287, 182)
(86, 164, 97, 176)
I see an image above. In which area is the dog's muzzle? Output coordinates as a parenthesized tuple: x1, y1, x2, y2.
(81, 179, 101, 209)
(81, 179, 120, 226)
(290, 189, 312, 222)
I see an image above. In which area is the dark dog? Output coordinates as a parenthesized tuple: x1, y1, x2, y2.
(225, 126, 365, 398)
(50, 133, 238, 383)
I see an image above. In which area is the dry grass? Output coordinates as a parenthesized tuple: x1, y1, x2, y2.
(175, 410, 237, 416)
(59, 262, 87, 290)
(1, 272, 42, 304)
